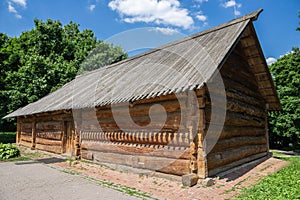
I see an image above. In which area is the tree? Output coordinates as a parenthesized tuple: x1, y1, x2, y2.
(268, 47, 300, 149)
(0, 19, 127, 131)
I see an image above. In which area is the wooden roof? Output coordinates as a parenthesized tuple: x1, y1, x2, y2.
(4, 9, 281, 118)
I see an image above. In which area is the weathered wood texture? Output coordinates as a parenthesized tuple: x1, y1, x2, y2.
(205, 44, 268, 176)
(80, 92, 204, 176)
(81, 150, 190, 176)
(17, 114, 73, 154)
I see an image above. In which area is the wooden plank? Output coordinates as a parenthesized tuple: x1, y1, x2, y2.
(206, 96, 266, 118)
(81, 142, 190, 159)
(36, 131, 62, 140)
(35, 143, 62, 154)
(207, 144, 267, 169)
(87, 151, 190, 176)
(208, 152, 268, 176)
(207, 125, 266, 139)
(20, 135, 32, 143)
(209, 135, 267, 152)
(20, 140, 32, 148)
(36, 138, 62, 146)
(205, 109, 265, 127)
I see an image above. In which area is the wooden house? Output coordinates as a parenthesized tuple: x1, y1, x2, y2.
(5, 10, 281, 183)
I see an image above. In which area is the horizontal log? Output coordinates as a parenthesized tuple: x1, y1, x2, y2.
(207, 144, 267, 169)
(35, 143, 62, 154)
(206, 125, 266, 139)
(36, 122, 62, 131)
(206, 87, 265, 110)
(84, 151, 190, 176)
(36, 131, 62, 140)
(208, 152, 268, 176)
(209, 136, 267, 153)
(21, 131, 32, 136)
(206, 96, 265, 118)
(83, 100, 183, 119)
(19, 140, 32, 148)
(221, 63, 258, 92)
(36, 138, 62, 146)
(81, 141, 190, 159)
(19, 114, 73, 123)
(205, 109, 265, 127)
(20, 135, 32, 143)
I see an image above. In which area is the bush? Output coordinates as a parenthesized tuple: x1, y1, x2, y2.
(0, 132, 16, 144)
(0, 143, 20, 160)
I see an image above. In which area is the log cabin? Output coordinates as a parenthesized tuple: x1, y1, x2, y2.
(4, 9, 281, 185)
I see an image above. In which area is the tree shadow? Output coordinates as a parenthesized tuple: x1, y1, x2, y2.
(215, 153, 272, 182)
(15, 157, 65, 165)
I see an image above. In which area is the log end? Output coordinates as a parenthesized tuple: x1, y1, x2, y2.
(182, 173, 199, 187)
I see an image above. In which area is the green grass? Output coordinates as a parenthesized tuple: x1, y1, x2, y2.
(0, 132, 16, 144)
(236, 155, 300, 200)
(0, 156, 32, 162)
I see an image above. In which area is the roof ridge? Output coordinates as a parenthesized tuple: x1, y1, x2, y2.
(76, 9, 263, 78)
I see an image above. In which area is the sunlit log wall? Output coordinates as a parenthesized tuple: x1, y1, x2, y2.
(205, 44, 268, 176)
(79, 92, 205, 176)
(17, 112, 74, 154)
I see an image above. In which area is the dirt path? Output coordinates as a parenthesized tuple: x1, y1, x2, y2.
(4, 148, 290, 200)
(0, 160, 140, 200)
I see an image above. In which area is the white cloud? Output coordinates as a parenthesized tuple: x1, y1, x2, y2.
(234, 9, 240, 16)
(196, 14, 207, 22)
(7, 0, 26, 19)
(222, 0, 241, 16)
(222, 0, 240, 8)
(151, 27, 179, 35)
(89, 4, 96, 11)
(266, 57, 277, 65)
(11, 0, 26, 8)
(108, 0, 194, 29)
(8, 2, 18, 13)
(15, 13, 22, 19)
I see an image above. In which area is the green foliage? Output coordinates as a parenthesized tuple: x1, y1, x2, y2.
(0, 143, 20, 160)
(268, 47, 300, 149)
(236, 156, 300, 200)
(0, 132, 16, 144)
(0, 19, 127, 131)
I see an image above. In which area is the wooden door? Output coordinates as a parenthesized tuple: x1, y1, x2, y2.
(62, 121, 73, 155)
(65, 121, 73, 155)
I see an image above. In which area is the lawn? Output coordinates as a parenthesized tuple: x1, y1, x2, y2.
(0, 132, 16, 144)
(236, 153, 300, 200)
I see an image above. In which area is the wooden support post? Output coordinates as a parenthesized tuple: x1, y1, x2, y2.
(16, 118, 21, 144)
(31, 121, 36, 150)
(61, 121, 67, 153)
(186, 90, 200, 174)
(265, 104, 270, 152)
(197, 88, 208, 179)
(73, 110, 82, 157)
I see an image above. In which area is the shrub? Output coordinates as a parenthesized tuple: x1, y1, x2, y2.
(0, 143, 20, 160)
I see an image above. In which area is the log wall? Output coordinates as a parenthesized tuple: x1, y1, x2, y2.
(80, 93, 205, 176)
(205, 44, 268, 176)
(17, 112, 73, 154)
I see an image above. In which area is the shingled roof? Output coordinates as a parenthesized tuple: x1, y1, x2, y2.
(4, 9, 281, 118)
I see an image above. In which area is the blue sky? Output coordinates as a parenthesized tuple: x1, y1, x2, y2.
(1, 0, 299, 65)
